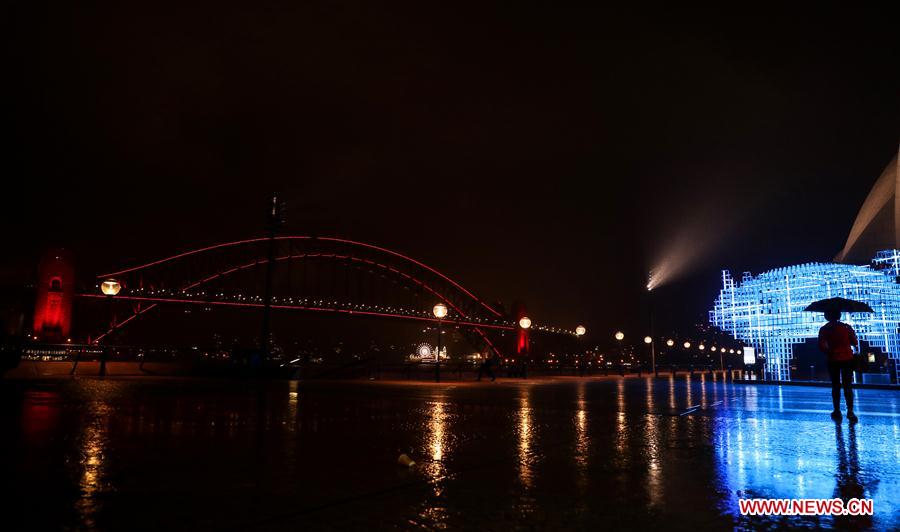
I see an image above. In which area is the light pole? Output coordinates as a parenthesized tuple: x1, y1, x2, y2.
(575, 325, 586, 374)
(643, 335, 654, 375)
(614, 331, 624, 371)
(261, 194, 284, 363)
(433, 303, 448, 382)
(646, 279, 657, 376)
(99, 279, 121, 377)
(519, 316, 532, 377)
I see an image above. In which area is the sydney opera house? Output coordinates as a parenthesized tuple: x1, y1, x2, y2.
(710, 149, 900, 382)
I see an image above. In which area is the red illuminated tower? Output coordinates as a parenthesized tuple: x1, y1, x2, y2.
(33, 249, 74, 342)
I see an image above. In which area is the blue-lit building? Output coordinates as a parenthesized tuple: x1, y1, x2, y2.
(710, 250, 900, 381)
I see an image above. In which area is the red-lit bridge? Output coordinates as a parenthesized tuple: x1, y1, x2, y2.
(76, 236, 579, 357)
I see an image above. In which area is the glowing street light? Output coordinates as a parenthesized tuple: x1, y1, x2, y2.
(432, 302, 448, 382)
(432, 303, 448, 319)
(97, 279, 122, 378)
(519, 316, 532, 329)
(711, 346, 717, 352)
(683, 341, 691, 349)
(643, 336, 652, 344)
(100, 279, 121, 296)
(666, 339, 675, 347)
(615, 331, 625, 341)
(574, 324, 587, 376)
(699, 344, 706, 350)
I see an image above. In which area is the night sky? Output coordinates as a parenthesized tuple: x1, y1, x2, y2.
(4, 3, 899, 341)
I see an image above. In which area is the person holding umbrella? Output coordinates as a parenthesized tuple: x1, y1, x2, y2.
(807, 297, 871, 423)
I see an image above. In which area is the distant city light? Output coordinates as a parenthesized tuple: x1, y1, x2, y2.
(413, 343, 434, 360)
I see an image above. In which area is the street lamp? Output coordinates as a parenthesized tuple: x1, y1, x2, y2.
(518, 316, 532, 329)
(666, 339, 674, 347)
(613, 331, 625, 369)
(643, 335, 656, 376)
(432, 303, 448, 382)
(683, 341, 691, 349)
(575, 325, 586, 376)
(100, 279, 121, 296)
(99, 279, 122, 377)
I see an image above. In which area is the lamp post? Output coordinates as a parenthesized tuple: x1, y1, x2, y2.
(99, 279, 121, 377)
(433, 302, 448, 382)
(614, 331, 624, 367)
(518, 316, 532, 377)
(643, 335, 654, 374)
(261, 194, 284, 363)
(575, 325, 586, 375)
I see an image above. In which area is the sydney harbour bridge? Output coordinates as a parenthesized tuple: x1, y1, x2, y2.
(30, 233, 582, 375)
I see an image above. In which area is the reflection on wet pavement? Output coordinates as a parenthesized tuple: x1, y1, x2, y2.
(2, 376, 898, 530)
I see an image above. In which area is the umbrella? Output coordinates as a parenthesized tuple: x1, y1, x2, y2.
(803, 297, 874, 314)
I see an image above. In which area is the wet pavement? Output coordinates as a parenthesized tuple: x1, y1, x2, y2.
(2, 375, 898, 530)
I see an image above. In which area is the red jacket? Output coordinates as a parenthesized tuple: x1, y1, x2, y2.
(818, 321, 857, 362)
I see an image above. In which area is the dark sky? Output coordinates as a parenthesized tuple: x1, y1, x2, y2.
(3, 3, 899, 341)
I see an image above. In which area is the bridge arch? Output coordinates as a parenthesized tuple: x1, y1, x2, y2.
(85, 236, 551, 355)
